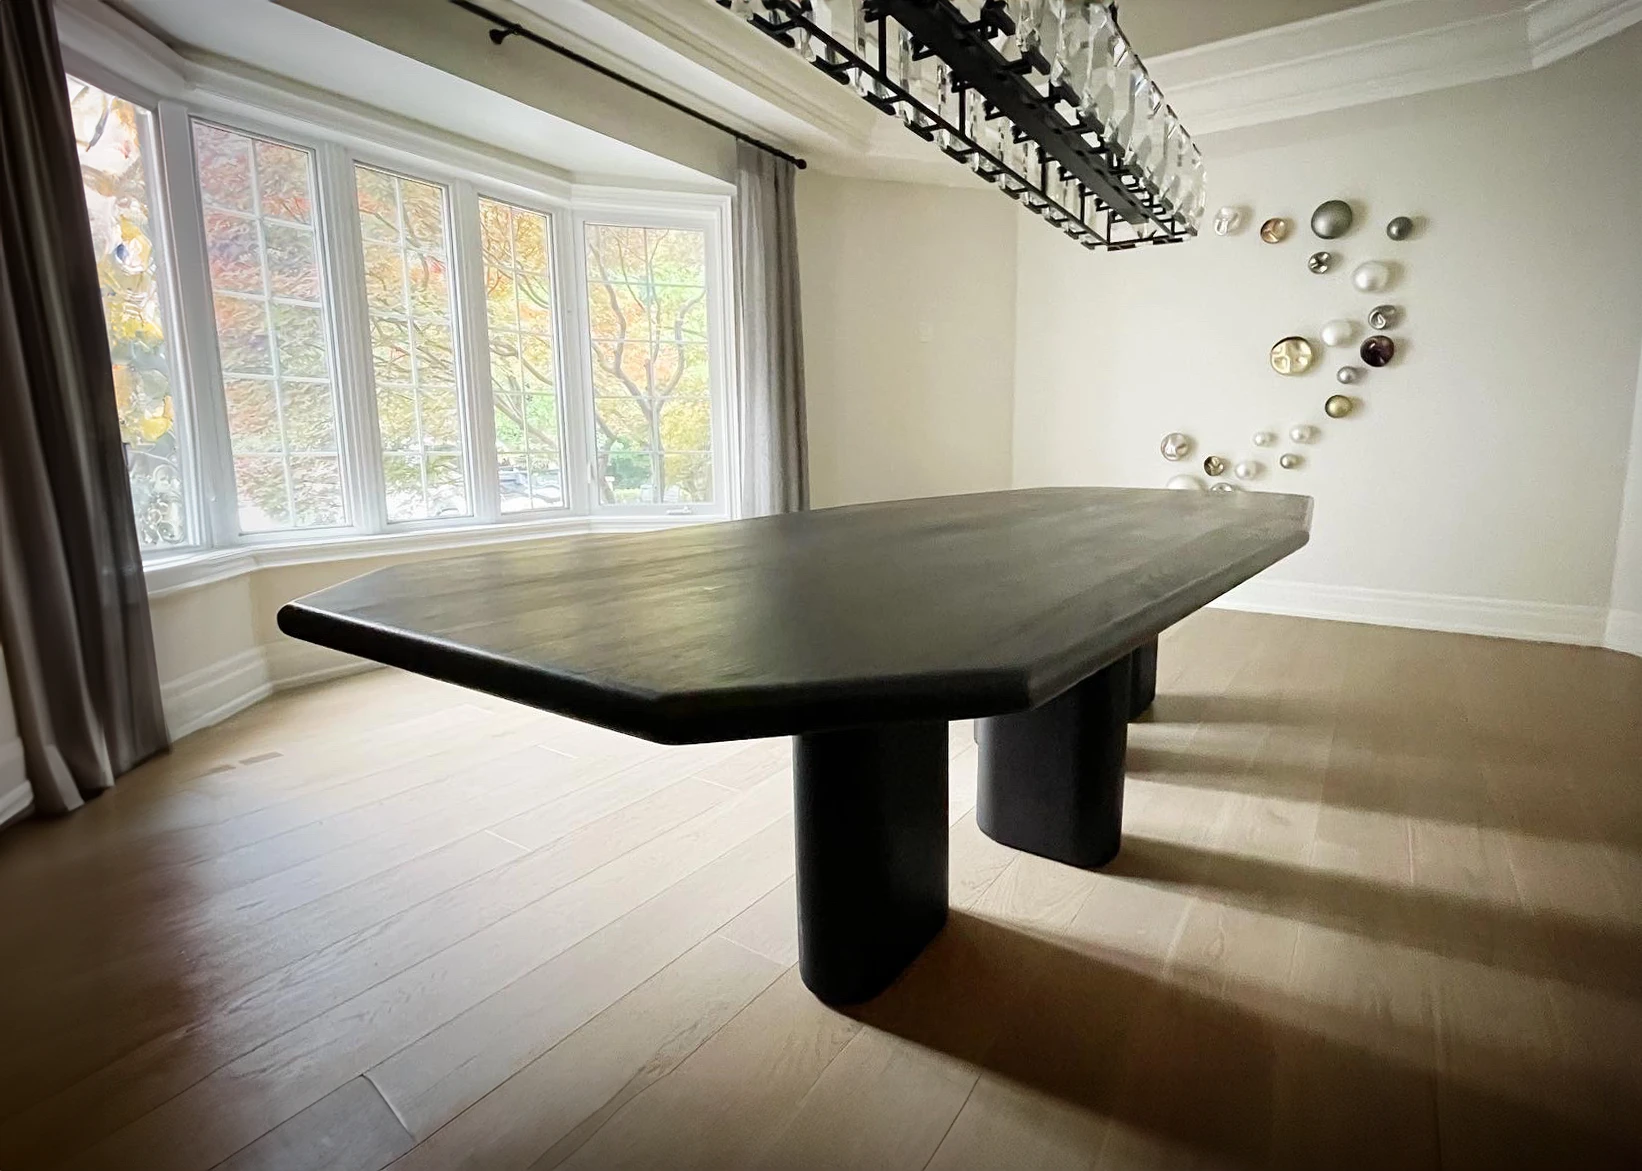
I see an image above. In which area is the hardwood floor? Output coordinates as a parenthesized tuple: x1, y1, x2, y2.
(1, 610, 1639, 1170)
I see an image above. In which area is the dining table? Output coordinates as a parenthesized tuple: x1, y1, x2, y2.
(277, 487, 1313, 1003)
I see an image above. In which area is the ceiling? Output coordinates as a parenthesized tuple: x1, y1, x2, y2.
(1116, 0, 1382, 55)
(108, 0, 716, 185)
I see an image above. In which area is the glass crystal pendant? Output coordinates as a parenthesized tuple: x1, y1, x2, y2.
(1047, 1, 1087, 90)
(1086, 33, 1134, 149)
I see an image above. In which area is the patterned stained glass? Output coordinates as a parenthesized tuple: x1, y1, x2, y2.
(583, 224, 713, 505)
(356, 166, 468, 521)
(193, 121, 343, 532)
(70, 76, 188, 549)
(480, 197, 564, 513)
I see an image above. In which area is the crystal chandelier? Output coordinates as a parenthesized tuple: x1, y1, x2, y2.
(722, 0, 1205, 249)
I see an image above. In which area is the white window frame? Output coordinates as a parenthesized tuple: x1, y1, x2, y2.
(62, 60, 207, 556)
(572, 191, 737, 520)
(57, 11, 742, 586)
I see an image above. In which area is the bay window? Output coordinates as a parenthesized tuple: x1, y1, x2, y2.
(67, 66, 734, 578)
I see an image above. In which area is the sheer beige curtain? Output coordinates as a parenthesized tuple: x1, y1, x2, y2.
(733, 141, 808, 516)
(0, 0, 169, 816)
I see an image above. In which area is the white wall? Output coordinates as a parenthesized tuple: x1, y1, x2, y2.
(798, 172, 1017, 507)
(1608, 346, 1642, 653)
(1014, 25, 1642, 646)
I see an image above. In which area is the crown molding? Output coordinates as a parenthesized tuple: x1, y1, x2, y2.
(519, 0, 873, 153)
(1529, 0, 1642, 64)
(1149, 0, 1642, 136)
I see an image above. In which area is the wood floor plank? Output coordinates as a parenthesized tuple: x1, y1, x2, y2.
(0, 613, 1637, 1169)
(216, 1075, 413, 1171)
(386, 935, 784, 1171)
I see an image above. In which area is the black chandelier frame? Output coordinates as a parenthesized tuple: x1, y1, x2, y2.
(723, 0, 1193, 251)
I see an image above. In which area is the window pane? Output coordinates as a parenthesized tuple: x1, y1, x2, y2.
(583, 224, 714, 505)
(356, 166, 469, 521)
(480, 197, 563, 513)
(193, 121, 344, 534)
(69, 76, 190, 549)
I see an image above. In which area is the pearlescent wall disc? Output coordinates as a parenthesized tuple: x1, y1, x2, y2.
(1166, 474, 1204, 490)
(1160, 432, 1194, 461)
(1308, 251, 1333, 273)
(1321, 319, 1357, 347)
(1203, 455, 1228, 477)
(1352, 261, 1391, 292)
(1360, 335, 1396, 367)
(1234, 460, 1261, 481)
(1279, 453, 1303, 470)
(1209, 482, 1239, 493)
(1252, 431, 1275, 448)
(1289, 424, 1318, 443)
(1337, 366, 1360, 384)
(1387, 216, 1414, 240)
(1213, 207, 1244, 235)
(1260, 217, 1290, 243)
(1325, 394, 1355, 419)
(1368, 304, 1399, 330)
(1269, 336, 1316, 375)
(1311, 199, 1354, 239)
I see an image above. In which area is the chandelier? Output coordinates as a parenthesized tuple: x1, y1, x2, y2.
(722, 0, 1205, 249)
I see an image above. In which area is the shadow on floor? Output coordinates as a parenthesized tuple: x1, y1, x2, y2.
(851, 911, 1640, 1170)
(1101, 835, 1642, 1001)
(1124, 740, 1642, 851)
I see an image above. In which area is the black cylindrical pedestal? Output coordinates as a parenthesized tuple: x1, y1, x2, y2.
(793, 721, 949, 1005)
(975, 656, 1130, 868)
(1129, 637, 1159, 720)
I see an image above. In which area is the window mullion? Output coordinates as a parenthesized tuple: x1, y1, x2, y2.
(317, 143, 386, 534)
(157, 101, 238, 548)
(450, 179, 498, 523)
(558, 210, 595, 517)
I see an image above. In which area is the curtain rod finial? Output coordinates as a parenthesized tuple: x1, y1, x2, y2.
(488, 26, 518, 45)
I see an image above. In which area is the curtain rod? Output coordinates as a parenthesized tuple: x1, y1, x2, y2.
(446, 0, 807, 170)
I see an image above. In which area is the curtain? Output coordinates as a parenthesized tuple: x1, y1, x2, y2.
(733, 140, 809, 516)
(0, 0, 169, 815)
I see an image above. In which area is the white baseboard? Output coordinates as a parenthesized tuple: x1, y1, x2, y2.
(0, 738, 31, 828)
(160, 637, 379, 742)
(1606, 608, 1642, 657)
(1212, 578, 1613, 647)
(160, 647, 272, 741)
(262, 636, 378, 690)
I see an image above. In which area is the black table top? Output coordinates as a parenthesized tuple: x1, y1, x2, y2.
(277, 488, 1311, 742)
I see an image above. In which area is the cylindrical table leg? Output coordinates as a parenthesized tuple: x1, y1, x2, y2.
(1129, 638, 1159, 720)
(976, 658, 1130, 868)
(793, 721, 949, 1005)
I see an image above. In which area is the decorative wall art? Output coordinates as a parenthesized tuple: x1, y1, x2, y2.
(1351, 260, 1391, 293)
(1310, 199, 1354, 239)
(1170, 196, 1423, 493)
(1321, 319, 1357, 347)
(1213, 207, 1245, 236)
(1159, 432, 1194, 461)
(1360, 335, 1396, 367)
(1269, 336, 1316, 375)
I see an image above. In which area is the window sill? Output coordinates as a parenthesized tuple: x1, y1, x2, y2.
(141, 512, 718, 599)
